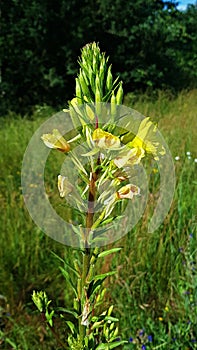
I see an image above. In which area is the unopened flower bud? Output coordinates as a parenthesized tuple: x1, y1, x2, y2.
(106, 65, 113, 91)
(75, 78, 83, 104)
(116, 81, 123, 105)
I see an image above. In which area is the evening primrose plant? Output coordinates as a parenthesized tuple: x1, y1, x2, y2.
(32, 43, 166, 349)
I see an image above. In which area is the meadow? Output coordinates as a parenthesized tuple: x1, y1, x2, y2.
(0, 90, 196, 349)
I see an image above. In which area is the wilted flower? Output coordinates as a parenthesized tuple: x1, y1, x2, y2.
(58, 175, 73, 197)
(114, 147, 145, 168)
(92, 128, 120, 150)
(41, 129, 70, 152)
(102, 183, 140, 219)
(116, 184, 140, 200)
(81, 301, 90, 327)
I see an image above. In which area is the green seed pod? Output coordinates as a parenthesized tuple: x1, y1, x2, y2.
(95, 86, 102, 103)
(93, 53, 97, 73)
(75, 78, 83, 105)
(116, 81, 124, 105)
(69, 104, 80, 130)
(108, 305, 114, 316)
(110, 91, 116, 118)
(88, 66, 95, 94)
(79, 70, 89, 97)
(96, 74, 100, 90)
(113, 326, 119, 337)
(110, 322, 115, 331)
(85, 104, 95, 121)
(82, 69, 89, 87)
(105, 326, 109, 338)
(106, 65, 113, 92)
(99, 58, 105, 87)
(70, 98, 86, 127)
(111, 91, 116, 104)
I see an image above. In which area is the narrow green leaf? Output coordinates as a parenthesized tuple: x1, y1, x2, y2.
(93, 271, 116, 281)
(66, 320, 76, 334)
(56, 307, 79, 319)
(64, 261, 80, 277)
(87, 279, 103, 298)
(104, 316, 119, 322)
(81, 147, 100, 156)
(96, 341, 127, 350)
(59, 267, 78, 297)
(51, 251, 65, 264)
(98, 248, 122, 259)
(108, 341, 128, 349)
(51, 252, 80, 277)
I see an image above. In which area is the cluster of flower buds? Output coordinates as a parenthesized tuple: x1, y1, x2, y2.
(73, 42, 123, 106)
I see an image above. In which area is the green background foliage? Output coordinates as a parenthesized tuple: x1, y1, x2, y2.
(1, 0, 197, 114)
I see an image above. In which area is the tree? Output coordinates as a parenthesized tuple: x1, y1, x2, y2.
(1, 0, 197, 115)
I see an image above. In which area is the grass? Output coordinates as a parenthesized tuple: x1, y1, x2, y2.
(0, 91, 196, 349)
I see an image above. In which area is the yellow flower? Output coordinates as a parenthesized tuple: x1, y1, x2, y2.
(116, 184, 140, 199)
(92, 128, 120, 150)
(58, 175, 73, 197)
(114, 147, 145, 168)
(127, 117, 165, 160)
(41, 129, 70, 152)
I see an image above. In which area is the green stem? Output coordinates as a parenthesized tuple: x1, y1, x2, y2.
(79, 248, 91, 342)
(41, 313, 67, 349)
(78, 155, 101, 346)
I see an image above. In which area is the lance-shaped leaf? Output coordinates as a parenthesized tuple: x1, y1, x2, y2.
(57, 307, 79, 319)
(51, 251, 80, 277)
(65, 320, 76, 334)
(87, 271, 116, 299)
(59, 267, 78, 298)
(98, 248, 122, 259)
(96, 341, 128, 349)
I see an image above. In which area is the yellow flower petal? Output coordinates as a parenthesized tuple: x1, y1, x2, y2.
(127, 117, 165, 160)
(41, 129, 70, 152)
(92, 128, 120, 149)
